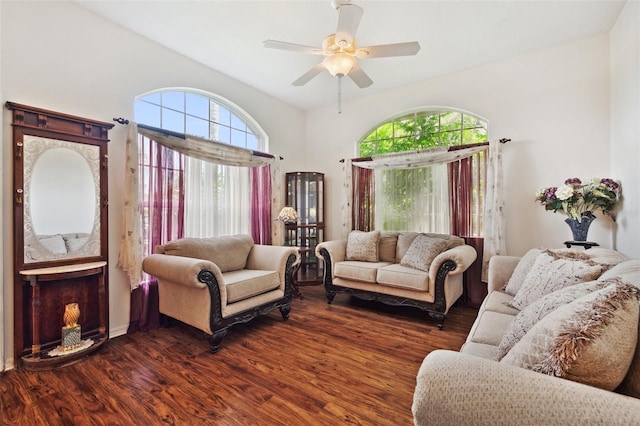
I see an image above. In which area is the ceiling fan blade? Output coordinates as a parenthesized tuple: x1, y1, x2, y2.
(292, 63, 326, 86)
(335, 4, 364, 48)
(263, 39, 324, 55)
(356, 41, 421, 59)
(348, 63, 373, 88)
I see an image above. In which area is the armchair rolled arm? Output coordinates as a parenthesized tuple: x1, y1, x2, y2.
(428, 245, 477, 282)
(487, 255, 521, 292)
(246, 245, 299, 287)
(142, 253, 225, 291)
(315, 239, 347, 279)
(413, 350, 640, 426)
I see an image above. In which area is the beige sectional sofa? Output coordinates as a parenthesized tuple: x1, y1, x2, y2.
(413, 247, 640, 425)
(315, 231, 477, 328)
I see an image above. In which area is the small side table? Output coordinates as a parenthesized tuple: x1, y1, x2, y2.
(564, 241, 600, 250)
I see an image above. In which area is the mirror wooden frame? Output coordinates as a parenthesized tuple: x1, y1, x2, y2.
(7, 102, 113, 370)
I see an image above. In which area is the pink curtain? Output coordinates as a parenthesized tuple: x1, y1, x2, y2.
(448, 156, 485, 307)
(250, 164, 272, 244)
(128, 135, 185, 333)
(352, 165, 375, 231)
(448, 157, 473, 236)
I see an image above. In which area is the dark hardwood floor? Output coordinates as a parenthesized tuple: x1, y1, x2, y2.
(1, 285, 478, 426)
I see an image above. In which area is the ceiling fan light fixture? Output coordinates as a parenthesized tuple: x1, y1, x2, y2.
(323, 52, 356, 77)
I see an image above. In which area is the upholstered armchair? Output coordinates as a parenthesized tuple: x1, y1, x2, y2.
(142, 234, 298, 352)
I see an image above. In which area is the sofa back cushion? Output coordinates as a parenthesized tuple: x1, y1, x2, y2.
(157, 234, 254, 272)
(395, 232, 464, 263)
(378, 232, 399, 262)
(346, 230, 380, 262)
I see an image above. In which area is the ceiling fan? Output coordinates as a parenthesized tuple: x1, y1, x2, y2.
(263, 0, 421, 89)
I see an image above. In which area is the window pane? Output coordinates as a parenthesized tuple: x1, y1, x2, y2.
(216, 124, 231, 144)
(186, 115, 209, 139)
(162, 107, 185, 133)
(246, 133, 258, 150)
(415, 113, 439, 136)
(463, 114, 483, 129)
(231, 128, 246, 147)
(231, 114, 246, 131)
(439, 111, 461, 133)
(134, 100, 161, 127)
(162, 91, 184, 112)
(463, 128, 488, 143)
(363, 130, 377, 143)
(215, 105, 231, 126)
(360, 141, 375, 157)
(416, 133, 440, 149)
(440, 130, 461, 145)
(394, 118, 414, 138)
(376, 122, 394, 140)
(140, 92, 161, 105)
(394, 137, 414, 152)
(377, 139, 394, 154)
(186, 93, 209, 119)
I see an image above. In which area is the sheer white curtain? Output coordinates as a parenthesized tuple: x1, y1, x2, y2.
(184, 157, 250, 237)
(374, 164, 450, 233)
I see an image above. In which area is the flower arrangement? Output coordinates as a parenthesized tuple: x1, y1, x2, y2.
(535, 177, 621, 221)
(277, 206, 300, 224)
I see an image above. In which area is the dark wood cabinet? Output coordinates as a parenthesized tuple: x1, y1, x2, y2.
(285, 172, 324, 284)
(7, 102, 112, 370)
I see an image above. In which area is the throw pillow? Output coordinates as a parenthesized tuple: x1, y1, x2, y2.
(496, 279, 613, 360)
(38, 234, 68, 254)
(510, 250, 604, 310)
(501, 281, 639, 390)
(346, 230, 380, 262)
(503, 248, 542, 295)
(400, 234, 450, 272)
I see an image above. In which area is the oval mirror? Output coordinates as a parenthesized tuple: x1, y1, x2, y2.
(31, 148, 95, 245)
(23, 136, 101, 262)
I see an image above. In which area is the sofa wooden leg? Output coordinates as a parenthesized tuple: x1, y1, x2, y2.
(326, 291, 336, 304)
(207, 329, 229, 353)
(429, 312, 445, 330)
(279, 304, 291, 320)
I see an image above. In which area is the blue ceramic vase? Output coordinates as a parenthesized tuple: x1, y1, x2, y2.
(565, 215, 595, 242)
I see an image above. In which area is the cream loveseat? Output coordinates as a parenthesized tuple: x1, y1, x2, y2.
(315, 231, 477, 328)
(413, 247, 640, 425)
(142, 234, 298, 352)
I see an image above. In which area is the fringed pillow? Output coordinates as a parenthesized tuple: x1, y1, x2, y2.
(510, 250, 604, 310)
(496, 279, 614, 360)
(346, 230, 380, 262)
(501, 281, 639, 390)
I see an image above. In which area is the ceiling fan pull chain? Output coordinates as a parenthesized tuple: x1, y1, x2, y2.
(338, 75, 342, 114)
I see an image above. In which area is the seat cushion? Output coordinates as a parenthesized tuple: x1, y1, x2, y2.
(479, 291, 519, 316)
(335, 261, 391, 284)
(376, 264, 429, 291)
(467, 310, 514, 346)
(223, 269, 280, 303)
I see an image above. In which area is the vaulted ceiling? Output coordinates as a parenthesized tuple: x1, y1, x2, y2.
(77, 0, 625, 111)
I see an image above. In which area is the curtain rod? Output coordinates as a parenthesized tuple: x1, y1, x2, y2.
(112, 119, 284, 160)
(339, 138, 510, 163)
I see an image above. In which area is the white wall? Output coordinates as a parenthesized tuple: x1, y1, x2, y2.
(610, 0, 640, 258)
(304, 34, 614, 256)
(1, 1, 305, 369)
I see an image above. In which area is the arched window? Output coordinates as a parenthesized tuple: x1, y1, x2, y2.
(356, 108, 488, 236)
(135, 89, 267, 150)
(133, 88, 271, 251)
(359, 109, 487, 156)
